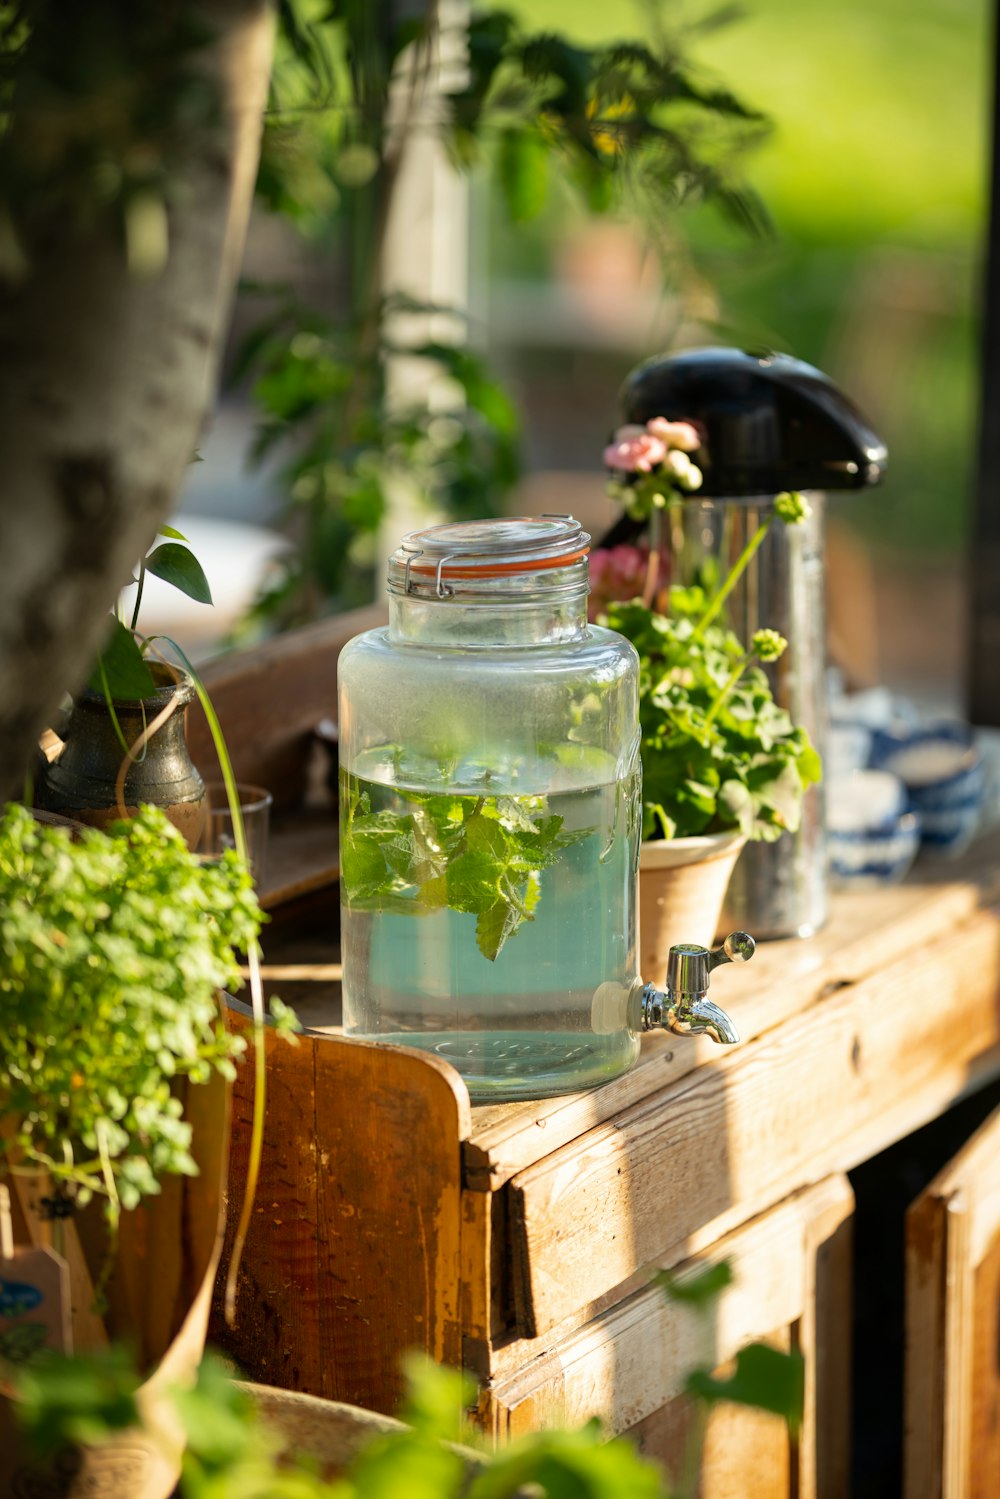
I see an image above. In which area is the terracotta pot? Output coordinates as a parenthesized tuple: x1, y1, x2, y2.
(34, 664, 206, 849)
(638, 832, 746, 980)
(0, 1072, 229, 1499)
(242, 1384, 490, 1484)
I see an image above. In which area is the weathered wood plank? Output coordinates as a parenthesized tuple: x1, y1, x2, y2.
(188, 605, 385, 810)
(509, 906, 1000, 1338)
(212, 1012, 471, 1414)
(465, 870, 987, 1190)
(799, 1171, 854, 1499)
(479, 1175, 851, 1497)
(904, 1093, 1000, 1498)
(258, 805, 339, 911)
(627, 1332, 793, 1499)
(211, 1020, 325, 1394)
(970, 1234, 1000, 1499)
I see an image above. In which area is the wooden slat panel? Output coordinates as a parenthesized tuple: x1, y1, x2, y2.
(971, 1233, 1000, 1499)
(628, 1334, 793, 1499)
(187, 605, 385, 810)
(211, 1012, 470, 1414)
(480, 1175, 852, 1472)
(465, 868, 990, 1190)
(805, 1173, 853, 1499)
(509, 906, 1000, 1338)
(905, 1094, 1000, 1498)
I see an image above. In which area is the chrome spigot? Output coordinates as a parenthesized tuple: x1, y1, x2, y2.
(640, 931, 754, 1045)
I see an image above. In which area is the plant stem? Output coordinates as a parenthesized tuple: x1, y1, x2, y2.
(692, 515, 773, 641)
(703, 651, 753, 729)
(129, 561, 146, 634)
(148, 636, 262, 1326)
(642, 506, 662, 609)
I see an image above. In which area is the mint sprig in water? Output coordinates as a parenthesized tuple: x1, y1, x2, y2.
(340, 773, 587, 961)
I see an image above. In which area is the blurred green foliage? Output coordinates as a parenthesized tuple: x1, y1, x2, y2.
(500, 0, 988, 557)
(9, 1259, 804, 1497)
(239, 0, 773, 628)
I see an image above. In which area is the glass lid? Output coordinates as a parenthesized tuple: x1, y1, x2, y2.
(388, 516, 590, 598)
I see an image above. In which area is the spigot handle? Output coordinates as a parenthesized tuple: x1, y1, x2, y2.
(665, 931, 755, 999)
(707, 931, 756, 974)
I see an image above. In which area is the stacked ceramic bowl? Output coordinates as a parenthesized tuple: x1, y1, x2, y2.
(870, 723, 985, 857)
(827, 769, 921, 888)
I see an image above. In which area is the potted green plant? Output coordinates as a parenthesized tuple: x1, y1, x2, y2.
(34, 529, 213, 846)
(0, 800, 276, 1499)
(598, 424, 821, 969)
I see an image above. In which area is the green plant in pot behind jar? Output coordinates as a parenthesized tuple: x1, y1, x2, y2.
(595, 468, 821, 967)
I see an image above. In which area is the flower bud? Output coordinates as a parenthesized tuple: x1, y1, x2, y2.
(752, 628, 788, 662)
(774, 490, 810, 525)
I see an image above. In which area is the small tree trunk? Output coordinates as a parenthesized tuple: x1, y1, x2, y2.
(0, 1, 275, 798)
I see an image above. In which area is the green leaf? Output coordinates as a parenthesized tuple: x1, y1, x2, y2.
(145, 543, 213, 605)
(685, 1342, 805, 1431)
(158, 524, 188, 541)
(12, 1346, 141, 1453)
(476, 897, 520, 962)
(497, 128, 550, 222)
(654, 1258, 734, 1308)
(88, 618, 156, 701)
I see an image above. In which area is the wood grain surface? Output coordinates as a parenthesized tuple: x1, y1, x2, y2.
(480, 1176, 852, 1498)
(211, 1011, 472, 1414)
(508, 904, 1000, 1338)
(187, 604, 384, 810)
(465, 869, 988, 1190)
(904, 1091, 1000, 1498)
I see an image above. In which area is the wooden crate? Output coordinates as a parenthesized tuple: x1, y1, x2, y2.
(197, 622, 1000, 1489)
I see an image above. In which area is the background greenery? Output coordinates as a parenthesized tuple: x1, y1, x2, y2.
(492, 0, 988, 557)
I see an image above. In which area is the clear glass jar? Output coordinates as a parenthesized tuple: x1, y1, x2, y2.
(337, 517, 641, 1102)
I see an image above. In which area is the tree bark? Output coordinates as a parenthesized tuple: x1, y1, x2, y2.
(0, 1, 275, 797)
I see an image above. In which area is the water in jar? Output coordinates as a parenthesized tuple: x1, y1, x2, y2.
(340, 747, 640, 1101)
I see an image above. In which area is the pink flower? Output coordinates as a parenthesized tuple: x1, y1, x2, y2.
(645, 418, 701, 453)
(588, 543, 672, 619)
(603, 426, 667, 474)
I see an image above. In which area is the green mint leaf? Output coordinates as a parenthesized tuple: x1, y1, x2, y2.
(476, 897, 521, 961)
(685, 1342, 805, 1431)
(654, 1258, 734, 1308)
(446, 846, 505, 915)
(158, 523, 188, 541)
(489, 795, 543, 835)
(87, 618, 157, 700)
(340, 830, 394, 901)
(145, 543, 213, 606)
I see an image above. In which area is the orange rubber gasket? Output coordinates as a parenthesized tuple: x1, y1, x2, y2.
(406, 548, 589, 579)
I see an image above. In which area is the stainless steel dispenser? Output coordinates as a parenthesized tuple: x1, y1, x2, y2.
(614, 348, 888, 939)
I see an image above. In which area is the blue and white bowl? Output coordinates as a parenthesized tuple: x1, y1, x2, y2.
(827, 770, 920, 888)
(828, 813, 921, 888)
(871, 723, 984, 855)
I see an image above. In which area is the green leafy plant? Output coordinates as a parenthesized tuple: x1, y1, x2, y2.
(599, 491, 821, 843)
(0, 803, 268, 1226)
(230, 1, 770, 632)
(9, 1258, 804, 1499)
(341, 771, 588, 962)
(90, 524, 212, 704)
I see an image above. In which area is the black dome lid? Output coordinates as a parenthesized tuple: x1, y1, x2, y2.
(620, 347, 887, 496)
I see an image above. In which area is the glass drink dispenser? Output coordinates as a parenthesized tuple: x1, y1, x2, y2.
(338, 517, 751, 1103)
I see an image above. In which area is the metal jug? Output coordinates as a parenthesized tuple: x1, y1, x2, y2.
(614, 348, 888, 939)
